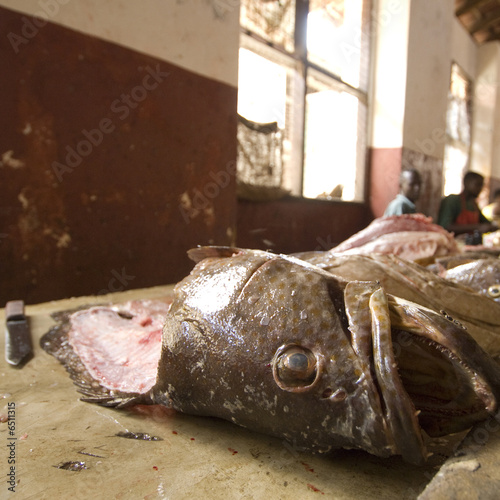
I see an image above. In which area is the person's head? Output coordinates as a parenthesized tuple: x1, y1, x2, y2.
(400, 168, 421, 203)
(492, 188, 500, 201)
(463, 171, 484, 199)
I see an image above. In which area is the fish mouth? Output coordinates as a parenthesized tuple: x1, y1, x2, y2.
(345, 282, 499, 464)
(390, 328, 492, 436)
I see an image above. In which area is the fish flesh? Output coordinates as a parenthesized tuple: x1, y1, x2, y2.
(41, 247, 500, 465)
(332, 230, 458, 262)
(329, 214, 458, 261)
(42, 300, 172, 399)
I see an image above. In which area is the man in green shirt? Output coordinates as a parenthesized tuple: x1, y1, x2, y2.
(438, 171, 497, 235)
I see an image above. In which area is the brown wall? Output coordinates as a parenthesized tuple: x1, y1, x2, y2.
(0, 7, 237, 304)
(368, 147, 402, 218)
(237, 198, 371, 254)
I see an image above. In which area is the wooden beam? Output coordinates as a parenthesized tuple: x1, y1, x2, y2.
(470, 7, 500, 34)
(456, 0, 491, 17)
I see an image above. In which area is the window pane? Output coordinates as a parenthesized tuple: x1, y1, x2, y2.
(443, 145, 468, 196)
(237, 49, 287, 191)
(237, 48, 287, 127)
(446, 63, 471, 146)
(237, 41, 305, 196)
(303, 71, 366, 201)
(307, 0, 370, 90)
(240, 0, 296, 53)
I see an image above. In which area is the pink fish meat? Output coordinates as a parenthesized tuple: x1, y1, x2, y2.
(330, 214, 458, 260)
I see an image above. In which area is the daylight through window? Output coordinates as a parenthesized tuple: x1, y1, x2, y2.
(442, 62, 472, 197)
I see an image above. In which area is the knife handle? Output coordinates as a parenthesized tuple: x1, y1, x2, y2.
(6, 300, 25, 321)
(5, 300, 31, 366)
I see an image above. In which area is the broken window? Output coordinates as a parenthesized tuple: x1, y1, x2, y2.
(237, 0, 371, 201)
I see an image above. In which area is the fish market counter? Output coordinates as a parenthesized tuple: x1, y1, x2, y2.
(2, 285, 500, 499)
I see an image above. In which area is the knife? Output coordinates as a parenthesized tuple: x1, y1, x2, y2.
(5, 300, 33, 366)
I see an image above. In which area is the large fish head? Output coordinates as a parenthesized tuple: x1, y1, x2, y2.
(153, 247, 500, 464)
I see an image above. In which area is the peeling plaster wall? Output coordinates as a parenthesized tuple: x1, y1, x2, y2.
(0, 4, 239, 304)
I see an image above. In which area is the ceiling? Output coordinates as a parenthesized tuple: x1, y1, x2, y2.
(455, 0, 500, 44)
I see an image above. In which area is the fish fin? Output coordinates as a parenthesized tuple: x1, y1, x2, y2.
(78, 391, 149, 409)
(187, 246, 245, 263)
(74, 376, 152, 408)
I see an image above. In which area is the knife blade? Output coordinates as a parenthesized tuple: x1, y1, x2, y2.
(5, 300, 33, 366)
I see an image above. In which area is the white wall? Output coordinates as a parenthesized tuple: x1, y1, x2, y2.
(0, 0, 240, 87)
(472, 43, 500, 180)
(403, 0, 474, 160)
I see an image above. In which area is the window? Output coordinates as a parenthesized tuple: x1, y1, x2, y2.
(237, 0, 371, 202)
(442, 63, 472, 196)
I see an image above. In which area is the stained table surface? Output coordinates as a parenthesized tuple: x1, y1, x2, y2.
(1, 285, 499, 499)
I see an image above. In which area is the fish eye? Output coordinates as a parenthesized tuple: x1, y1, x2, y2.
(272, 345, 319, 391)
(488, 285, 500, 298)
(285, 351, 310, 373)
